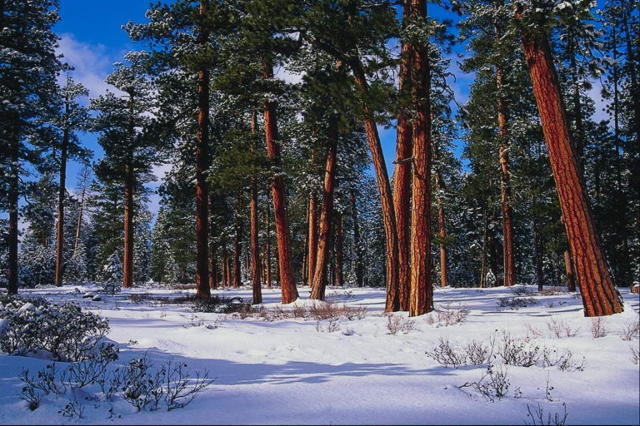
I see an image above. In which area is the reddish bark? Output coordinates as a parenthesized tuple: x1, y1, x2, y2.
(408, 0, 433, 317)
(262, 62, 297, 302)
(434, 169, 449, 288)
(54, 123, 69, 287)
(233, 215, 242, 288)
(394, 0, 414, 310)
(350, 59, 400, 312)
(496, 64, 516, 287)
(194, 0, 211, 298)
(310, 121, 338, 300)
(307, 191, 318, 287)
(250, 112, 262, 303)
(209, 245, 218, 289)
(564, 250, 576, 292)
(518, 11, 623, 316)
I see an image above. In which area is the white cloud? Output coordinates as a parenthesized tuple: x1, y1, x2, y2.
(56, 33, 113, 98)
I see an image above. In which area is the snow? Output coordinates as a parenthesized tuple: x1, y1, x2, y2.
(1, 285, 638, 425)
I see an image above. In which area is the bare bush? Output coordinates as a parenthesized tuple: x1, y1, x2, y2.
(525, 323, 544, 339)
(591, 318, 607, 338)
(458, 365, 511, 402)
(434, 304, 468, 326)
(619, 318, 640, 341)
(498, 333, 541, 367)
(58, 399, 84, 418)
(254, 303, 367, 322)
(20, 364, 67, 395)
(498, 297, 537, 310)
(21, 385, 41, 411)
(315, 318, 340, 333)
(525, 402, 568, 426)
(426, 338, 494, 368)
(541, 348, 585, 372)
(546, 319, 580, 339)
(512, 286, 533, 296)
(631, 346, 639, 365)
(386, 314, 416, 335)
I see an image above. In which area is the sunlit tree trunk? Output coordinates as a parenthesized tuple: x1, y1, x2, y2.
(310, 120, 338, 300)
(518, 12, 623, 315)
(394, 0, 414, 310)
(408, 0, 433, 316)
(249, 111, 262, 302)
(262, 61, 297, 303)
(350, 58, 400, 312)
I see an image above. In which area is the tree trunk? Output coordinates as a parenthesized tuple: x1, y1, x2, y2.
(265, 204, 273, 289)
(194, 0, 211, 299)
(350, 192, 364, 288)
(394, 0, 414, 310)
(518, 11, 623, 316)
(262, 61, 297, 303)
(73, 166, 90, 258)
(249, 110, 262, 302)
(350, 58, 400, 312)
(408, 0, 433, 317)
(564, 250, 576, 292)
(209, 245, 218, 289)
(434, 170, 449, 288)
(495, 23, 516, 287)
(55, 124, 69, 287)
(310, 120, 338, 300)
(334, 213, 344, 287)
(479, 211, 489, 288)
(7, 138, 19, 295)
(123, 162, 134, 288)
(233, 214, 242, 288)
(307, 192, 318, 287)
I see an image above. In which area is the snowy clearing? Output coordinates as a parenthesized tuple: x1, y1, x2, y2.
(0, 285, 638, 425)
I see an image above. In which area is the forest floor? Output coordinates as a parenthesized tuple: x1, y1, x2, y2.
(0, 284, 638, 425)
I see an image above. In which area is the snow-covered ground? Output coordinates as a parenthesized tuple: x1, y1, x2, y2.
(1, 285, 638, 425)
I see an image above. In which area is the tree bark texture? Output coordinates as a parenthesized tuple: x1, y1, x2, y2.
(408, 0, 433, 317)
(351, 58, 400, 312)
(334, 213, 344, 287)
(262, 61, 298, 303)
(394, 0, 414, 310)
(249, 111, 262, 303)
(54, 124, 69, 287)
(307, 192, 318, 287)
(519, 18, 623, 316)
(310, 120, 338, 300)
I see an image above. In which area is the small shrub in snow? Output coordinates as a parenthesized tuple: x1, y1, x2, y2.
(498, 297, 537, 310)
(619, 318, 640, 341)
(386, 314, 415, 335)
(512, 286, 533, 296)
(58, 399, 84, 418)
(100, 252, 122, 295)
(434, 304, 468, 326)
(541, 348, 585, 372)
(426, 338, 495, 368)
(20, 364, 67, 396)
(0, 295, 112, 361)
(315, 318, 340, 333)
(525, 402, 568, 426)
(546, 318, 580, 338)
(631, 346, 639, 365)
(21, 385, 41, 411)
(458, 365, 511, 402)
(498, 333, 541, 367)
(591, 318, 607, 338)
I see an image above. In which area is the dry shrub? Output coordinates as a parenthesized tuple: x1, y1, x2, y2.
(386, 314, 416, 335)
(546, 318, 580, 338)
(498, 297, 537, 310)
(435, 304, 468, 326)
(619, 317, 639, 341)
(591, 318, 607, 338)
(426, 338, 495, 368)
(525, 323, 544, 339)
(631, 346, 639, 365)
(537, 287, 565, 296)
(255, 302, 366, 322)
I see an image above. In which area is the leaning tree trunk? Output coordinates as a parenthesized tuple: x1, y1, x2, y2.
(310, 120, 338, 300)
(408, 0, 433, 317)
(394, 0, 414, 310)
(334, 213, 344, 287)
(7, 138, 19, 295)
(55, 123, 69, 287)
(307, 191, 318, 287)
(518, 14, 623, 316)
(123, 162, 134, 288)
(263, 61, 297, 302)
(351, 58, 400, 312)
(194, 0, 211, 298)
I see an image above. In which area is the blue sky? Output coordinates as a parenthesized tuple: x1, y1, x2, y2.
(54, 0, 472, 218)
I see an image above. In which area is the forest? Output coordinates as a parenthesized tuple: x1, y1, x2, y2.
(0, 0, 639, 424)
